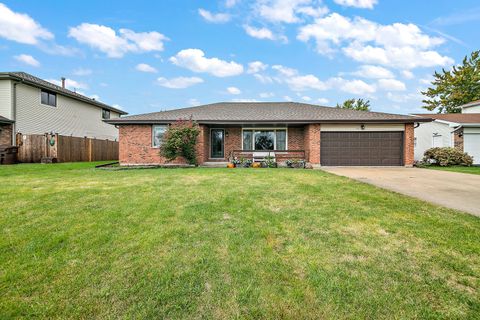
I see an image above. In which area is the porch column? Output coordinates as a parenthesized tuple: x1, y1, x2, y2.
(304, 124, 321, 165)
(404, 123, 414, 167)
(195, 124, 208, 164)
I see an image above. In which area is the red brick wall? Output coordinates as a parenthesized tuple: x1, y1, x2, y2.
(288, 127, 304, 150)
(404, 123, 414, 166)
(0, 124, 13, 145)
(304, 124, 321, 164)
(224, 127, 242, 160)
(119, 125, 187, 165)
(454, 128, 464, 151)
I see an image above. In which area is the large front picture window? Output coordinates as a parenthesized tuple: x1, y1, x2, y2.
(242, 129, 287, 150)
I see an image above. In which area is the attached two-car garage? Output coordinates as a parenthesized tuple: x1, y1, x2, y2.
(320, 125, 405, 166)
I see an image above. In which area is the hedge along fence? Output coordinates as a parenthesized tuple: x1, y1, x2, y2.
(16, 133, 118, 163)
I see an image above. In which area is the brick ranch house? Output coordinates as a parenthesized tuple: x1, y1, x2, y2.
(105, 102, 432, 167)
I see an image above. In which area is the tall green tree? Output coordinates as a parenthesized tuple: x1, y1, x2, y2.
(336, 98, 370, 111)
(422, 50, 480, 113)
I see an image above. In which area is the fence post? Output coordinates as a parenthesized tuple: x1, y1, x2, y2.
(88, 138, 92, 162)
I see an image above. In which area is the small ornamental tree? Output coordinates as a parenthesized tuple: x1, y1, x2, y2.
(160, 118, 200, 165)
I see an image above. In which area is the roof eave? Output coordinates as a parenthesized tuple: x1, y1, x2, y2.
(105, 118, 432, 125)
(0, 72, 128, 115)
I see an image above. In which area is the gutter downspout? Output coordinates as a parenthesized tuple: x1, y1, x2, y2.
(12, 82, 18, 146)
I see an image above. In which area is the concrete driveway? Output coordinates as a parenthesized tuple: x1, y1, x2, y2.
(322, 167, 480, 217)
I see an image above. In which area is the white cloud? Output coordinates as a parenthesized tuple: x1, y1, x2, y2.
(317, 98, 329, 104)
(188, 98, 200, 106)
(377, 78, 406, 91)
(73, 68, 92, 76)
(225, 0, 239, 7)
(352, 65, 394, 79)
(301, 95, 312, 101)
(227, 86, 241, 94)
(298, 13, 453, 69)
(243, 25, 287, 42)
(68, 23, 168, 58)
(255, 0, 328, 23)
(0, 3, 53, 45)
(259, 92, 275, 98)
(247, 61, 268, 74)
(401, 70, 414, 79)
(156, 76, 204, 89)
(284, 95, 293, 101)
(135, 63, 158, 73)
(333, 0, 378, 9)
(272, 65, 298, 77)
(47, 78, 88, 91)
(334, 78, 376, 95)
(343, 43, 453, 69)
(14, 54, 40, 67)
(170, 49, 243, 77)
(198, 9, 231, 23)
(253, 73, 274, 83)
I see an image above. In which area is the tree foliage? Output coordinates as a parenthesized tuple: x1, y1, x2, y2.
(336, 98, 371, 111)
(422, 50, 480, 113)
(160, 118, 200, 165)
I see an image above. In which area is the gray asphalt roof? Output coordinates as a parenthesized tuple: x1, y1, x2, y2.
(0, 72, 127, 115)
(106, 102, 431, 124)
(0, 115, 14, 124)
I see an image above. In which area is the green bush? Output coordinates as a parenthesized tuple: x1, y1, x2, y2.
(160, 119, 200, 165)
(423, 147, 473, 166)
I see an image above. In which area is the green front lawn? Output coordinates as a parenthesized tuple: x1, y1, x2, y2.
(1, 163, 479, 319)
(424, 165, 480, 175)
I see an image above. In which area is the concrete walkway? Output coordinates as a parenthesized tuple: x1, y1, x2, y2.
(322, 167, 480, 217)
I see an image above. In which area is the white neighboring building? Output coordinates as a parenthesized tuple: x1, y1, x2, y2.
(413, 100, 480, 164)
(0, 72, 127, 145)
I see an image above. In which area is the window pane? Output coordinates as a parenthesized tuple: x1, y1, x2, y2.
(243, 130, 252, 150)
(276, 130, 286, 150)
(102, 109, 110, 119)
(48, 93, 56, 107)
(254, 130, 275, 150)
(211, 129, 224, 158)
(152, 125, 167, 147)
(41, 91, 49, 105)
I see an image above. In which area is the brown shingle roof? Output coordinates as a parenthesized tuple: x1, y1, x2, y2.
(106, 102, 430, 124)
(414, 113, 480, 124)
(0, 72, 127, 115)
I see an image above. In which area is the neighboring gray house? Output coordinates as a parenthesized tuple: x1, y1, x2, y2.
(0, 72, 127, 145)
(414, 100, 480, 164)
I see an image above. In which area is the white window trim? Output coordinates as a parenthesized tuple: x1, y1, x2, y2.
(241, 127, 288, 151)
(152, 125, 168, 148)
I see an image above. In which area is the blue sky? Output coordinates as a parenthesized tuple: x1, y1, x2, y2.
(1, 0, 479, 115)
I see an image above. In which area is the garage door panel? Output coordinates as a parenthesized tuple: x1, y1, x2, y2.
(321, 131, 403, 166)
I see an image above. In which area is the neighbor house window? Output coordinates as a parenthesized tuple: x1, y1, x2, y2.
(41, 89, 56, 107)
(102, 109, 110, 120)
(242, 129, 287, 150)
(152, 125, 167, 147)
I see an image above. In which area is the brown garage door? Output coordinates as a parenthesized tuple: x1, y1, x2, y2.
(321, 131, 404, 166)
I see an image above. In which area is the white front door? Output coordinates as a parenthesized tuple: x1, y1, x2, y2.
(464, 134, 480, 164)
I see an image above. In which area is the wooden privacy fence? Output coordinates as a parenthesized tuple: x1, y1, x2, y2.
(16, 133, 118, 163)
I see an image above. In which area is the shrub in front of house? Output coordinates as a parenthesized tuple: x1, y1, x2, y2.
(160, 118, 200, 165)
(422, 147, 473, 167)
(286, 158, 306, 168)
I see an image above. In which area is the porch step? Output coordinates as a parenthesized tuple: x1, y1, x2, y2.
(200, 162, 229, 168)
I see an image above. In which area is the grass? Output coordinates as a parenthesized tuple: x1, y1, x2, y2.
(1, 162, 479, 319)
(424, 165, 480, 175)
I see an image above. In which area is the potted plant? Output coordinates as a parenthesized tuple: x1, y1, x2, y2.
(241, 157, 252, 168)
(286, 158, 306, 168)
(230, 157, 241, 167)
(262, 155, 277, 168)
